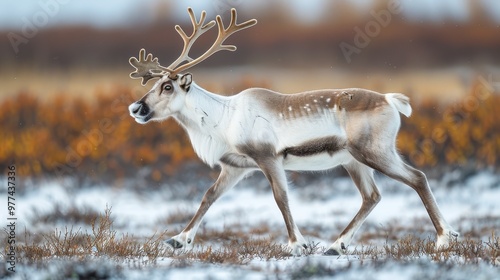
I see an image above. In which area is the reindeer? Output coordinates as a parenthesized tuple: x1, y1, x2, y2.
(128, 8, 458, 255)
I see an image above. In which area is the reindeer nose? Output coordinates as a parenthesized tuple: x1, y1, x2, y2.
(130, 101, 149, 116)
(131, 102, 142, 114)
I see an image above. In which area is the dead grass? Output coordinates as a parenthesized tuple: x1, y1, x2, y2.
(347, 234, 500, 267)
(14, 207, 296, 266)
(17, 207, 168, 265)
(8, 207, 499, 272)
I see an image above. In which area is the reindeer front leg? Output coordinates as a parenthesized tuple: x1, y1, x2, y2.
(257, 159, 308, 255)
(166, 165, 250, 250)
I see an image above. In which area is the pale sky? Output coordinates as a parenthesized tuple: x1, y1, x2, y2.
(0, 0, 498, 31)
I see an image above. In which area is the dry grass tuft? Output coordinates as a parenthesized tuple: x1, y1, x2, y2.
(17, 207, 168, 265)
(350, 233, 500, 266)
(168, 238, 294, 266)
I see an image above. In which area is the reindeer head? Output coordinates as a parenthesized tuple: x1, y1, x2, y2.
(128, 8, 257, 124)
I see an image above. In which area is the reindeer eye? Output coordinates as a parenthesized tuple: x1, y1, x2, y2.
(164, 84, 172, 91)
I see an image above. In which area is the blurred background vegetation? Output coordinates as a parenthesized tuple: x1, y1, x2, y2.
(1, 0, 499, 183)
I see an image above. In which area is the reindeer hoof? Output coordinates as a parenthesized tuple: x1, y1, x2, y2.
(323, 248, 341, 256)
(436, 229, 460, 249)
(166, 238, 183, 249)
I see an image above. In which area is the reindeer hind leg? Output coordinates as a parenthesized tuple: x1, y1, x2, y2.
(325, 161, 381, 255)
(348, 146, 458, 249)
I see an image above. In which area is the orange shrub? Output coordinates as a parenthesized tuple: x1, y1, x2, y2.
(0, 80, 498, 181)
(398, 78, 499, 168)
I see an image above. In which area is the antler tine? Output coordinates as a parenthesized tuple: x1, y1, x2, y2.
(214, 8, 258, 52)
(167, 8, 216, 75)
(168, 8, 257, 78)
(129, 48, 169, 86)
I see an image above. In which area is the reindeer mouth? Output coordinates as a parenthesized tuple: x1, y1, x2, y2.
(134, 113, 153, 124)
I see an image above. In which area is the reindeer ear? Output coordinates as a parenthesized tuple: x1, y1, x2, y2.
(179, 73, 192, 92)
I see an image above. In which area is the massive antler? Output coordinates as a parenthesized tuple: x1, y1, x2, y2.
(167, 8, 257, 78)
(129, 7, 257, 84)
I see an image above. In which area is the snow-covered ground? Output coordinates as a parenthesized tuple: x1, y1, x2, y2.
(3, 168, 500, 279)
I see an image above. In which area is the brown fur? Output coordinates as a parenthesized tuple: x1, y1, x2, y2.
(245, 88, 387, 119)
(280, 136, 347, 158)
